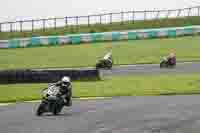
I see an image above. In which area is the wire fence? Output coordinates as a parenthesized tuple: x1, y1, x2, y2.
(0, 6, 200, 32)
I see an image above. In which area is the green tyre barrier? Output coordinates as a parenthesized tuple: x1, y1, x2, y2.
(48, 36, 60, 46)
(128, 32, 137, 40)
(168, 29, 177, 38)
(184, 27, 193, 35)
(1, 26, 200, 49)
(70, 35, 81, 44)
(28, 37, 41, 47)
(8, 39, 20, 48)
(147, 31, 157, 39)
(112, 32, 121, 41)
(91, 33, 103, 42)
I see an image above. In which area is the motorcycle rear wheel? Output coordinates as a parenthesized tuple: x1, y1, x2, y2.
(53, 101, 64, 115)
(107, 63, 112, 69)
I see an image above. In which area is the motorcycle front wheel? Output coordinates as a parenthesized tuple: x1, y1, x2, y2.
(96, 64, 100, 69)
(96, 62, 103, 69)
(160, 61, 167, 68)
(36, 102, 46, 116)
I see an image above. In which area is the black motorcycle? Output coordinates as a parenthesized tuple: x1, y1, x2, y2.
(160, 57, 176, 68)
(96, 58, 113, 69)
(36, 84, 65, 116)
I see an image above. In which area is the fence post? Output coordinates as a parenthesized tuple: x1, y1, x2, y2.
(88, 15, 90, 26)
(76, 16, 79, 31)
(54, 18, 57, 30)
(76, 16, 78, 26)
(20, 21, 23, 32)
(100, 15, 102, 24)
(177, 9, 182, 17)
(43, 19, 45, 31)
(144, 10, 146, 20)
(132, 11, 135, 23)
(110, 13, 112, 24)
(65, 17, 68, 27)
(32, 20, 34, 32)
(10, 22, 13, 32)
(166, 10, 171, 18)
(121, 12, 124, 24)
(188, 8, 191, 17)
(156, 10, 160, 20)
(198, 7, 200, 16)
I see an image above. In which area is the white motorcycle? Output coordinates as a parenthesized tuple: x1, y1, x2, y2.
(96, 52, 113, 69)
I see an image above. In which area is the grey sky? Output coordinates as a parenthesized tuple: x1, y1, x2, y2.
(0, 0, 199, 22)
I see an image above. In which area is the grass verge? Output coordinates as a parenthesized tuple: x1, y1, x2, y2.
(1, 36, 200, 70)
(1, 73, 200, 103)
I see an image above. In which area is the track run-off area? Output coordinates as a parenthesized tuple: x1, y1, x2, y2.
(1, 96, 200, 133)
(1, 62, 200, 133)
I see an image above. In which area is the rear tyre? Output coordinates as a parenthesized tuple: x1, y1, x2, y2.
(52, 97, 64, 115)
(53, 103, 62, 115)
(53, 107, 58, 115)
(169, 63, 176, 69)
(107, 62, 112, 69)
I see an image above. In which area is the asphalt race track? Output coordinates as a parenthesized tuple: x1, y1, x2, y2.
(1, 96, 200, 133)
(1, 62, 200, 133)
(100, 62, 200, 76)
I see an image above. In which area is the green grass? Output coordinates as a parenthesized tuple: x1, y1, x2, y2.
(1, 73, 200, 103)
(1, 16, 200, 40)
(0, 36, 200, 70)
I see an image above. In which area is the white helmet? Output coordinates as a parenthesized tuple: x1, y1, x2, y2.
(61, 76, 70, 83)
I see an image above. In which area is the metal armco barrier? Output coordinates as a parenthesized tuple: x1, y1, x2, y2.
(0, 69, 100, 84)
(0, 26, 198, 49)
(0, 6, 199, 32)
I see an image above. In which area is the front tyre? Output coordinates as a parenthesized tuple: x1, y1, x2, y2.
(96, 63, 100, 69)
(36, 103, 46, 116)
(96, 61, 104, 69)
(53, 107, 59, 115)
(160, 61, 166, 68)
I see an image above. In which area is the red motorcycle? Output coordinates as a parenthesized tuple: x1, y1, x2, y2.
(160, 57, 176, 68)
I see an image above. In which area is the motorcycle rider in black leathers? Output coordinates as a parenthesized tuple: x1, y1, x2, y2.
(53, 76, 72, 106)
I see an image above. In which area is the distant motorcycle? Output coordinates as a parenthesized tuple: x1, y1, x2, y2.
(96, 58, 113, 69)
(96, 52, 113, 69)
(160, 57, 176, 68)
(36, 84, 65, 116)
